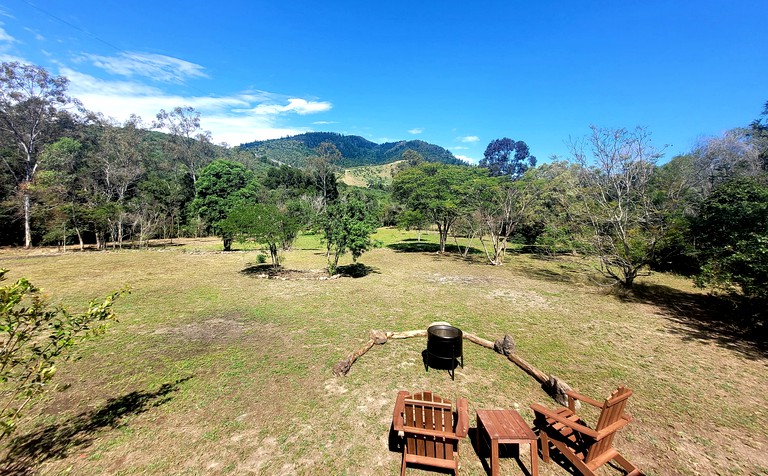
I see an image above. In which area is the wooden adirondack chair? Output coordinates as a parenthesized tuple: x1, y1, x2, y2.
(392, 390, 469, 476)
(530, 386, 643, 476)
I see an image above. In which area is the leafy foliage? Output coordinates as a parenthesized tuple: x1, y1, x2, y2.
(220, 203, 301, 268)
(479, 138, 536, 179)
(0, 269, 125, 439)
(693, 177, 768, 300)
(189, 160, 255, 249)
(320, 195, 379, 275)
(392, 162, 486, 253)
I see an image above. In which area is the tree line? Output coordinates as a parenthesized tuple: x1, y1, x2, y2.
(2, 62, 767, 305)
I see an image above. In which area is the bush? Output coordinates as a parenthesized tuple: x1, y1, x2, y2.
(0, 269, 125, 439)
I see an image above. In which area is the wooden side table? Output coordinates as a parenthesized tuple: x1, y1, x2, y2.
(476, 409, 538, 476)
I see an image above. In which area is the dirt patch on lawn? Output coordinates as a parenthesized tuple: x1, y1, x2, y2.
(152, 318, 247, 343)
(488, 289, 552, 310)
(425, 272, 490, 286)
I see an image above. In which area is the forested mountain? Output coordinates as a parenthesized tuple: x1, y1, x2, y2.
(239, 132, 464, 167)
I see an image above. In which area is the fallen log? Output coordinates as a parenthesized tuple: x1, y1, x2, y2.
(464, 332, 548, 383)
(332, 328, 573, 407)
(387, 329, 426, 339)
(333, 338, 375, 376)
(462, 332, 493, 349)
(507, 353, 548, 384)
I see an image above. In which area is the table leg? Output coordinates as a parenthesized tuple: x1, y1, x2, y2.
(491, 438, 499, 476)
(530, 440, 539, 476)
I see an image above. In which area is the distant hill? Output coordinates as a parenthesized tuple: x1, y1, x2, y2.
(238, 132, 464, 168)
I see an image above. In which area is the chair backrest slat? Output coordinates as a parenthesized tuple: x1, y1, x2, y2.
(586, 386, 632, 464)
(402, 392, 455, 458)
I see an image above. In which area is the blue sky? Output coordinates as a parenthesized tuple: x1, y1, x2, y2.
(1, 1, 766, 163)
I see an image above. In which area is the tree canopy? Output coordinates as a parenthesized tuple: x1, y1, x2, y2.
(479, 138, 536, 179)
(392, 162, 487, 253)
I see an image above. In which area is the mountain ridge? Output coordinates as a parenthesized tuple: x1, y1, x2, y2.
(238, 132, 465, 168)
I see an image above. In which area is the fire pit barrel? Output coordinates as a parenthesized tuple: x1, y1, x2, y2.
(426, 324, 464, 380)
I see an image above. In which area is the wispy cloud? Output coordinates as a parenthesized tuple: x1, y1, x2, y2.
(458, 135, 480, 143)
(0, 25, 23, 62)
(81, 52, 208, 83)
(312, 120, 338, 125)
(408, 127, 423, 135)
(23, 27, 44, 41)
(0, 26, 16, 43)
(60, 68, 330, 146)
(451, 146, 468, 150)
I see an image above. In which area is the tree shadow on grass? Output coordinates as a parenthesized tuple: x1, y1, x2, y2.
(618, 283, 766, 360)
(387, 241, 484, 258)
(336, 263, 379, 278)
(240, 263, 279, 276)
(510, 254, 602, 286)
(1, 376, 192, 475)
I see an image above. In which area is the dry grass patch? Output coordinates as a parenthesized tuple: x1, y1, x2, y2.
(0, 231, 765, 475)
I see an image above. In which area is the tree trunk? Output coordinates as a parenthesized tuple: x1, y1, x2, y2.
(75, 227, 84, 251)
(270, 243, 279, 270)
(117, 217, 124, 249)
(23, 192, 31, 248)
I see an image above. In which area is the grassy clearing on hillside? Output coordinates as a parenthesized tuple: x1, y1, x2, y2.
(1, 229, 765, 475)
(341, 161, 403, 188)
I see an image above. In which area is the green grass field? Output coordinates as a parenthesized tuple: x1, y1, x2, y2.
(1, 229, 766, 475)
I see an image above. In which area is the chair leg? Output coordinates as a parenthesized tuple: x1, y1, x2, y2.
(400, 450, 407, 476)
(613, 453, 643, 475)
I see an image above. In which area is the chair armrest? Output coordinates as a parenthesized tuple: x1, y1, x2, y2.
(392, 391, 409, 433)
(595, 416, 632, 440)
(566, 389, 603, 410)
(530, 403, 598, 439)
(455, 398, 469, 438)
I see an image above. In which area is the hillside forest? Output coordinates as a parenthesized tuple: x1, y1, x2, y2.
(2, 62, 768, 320)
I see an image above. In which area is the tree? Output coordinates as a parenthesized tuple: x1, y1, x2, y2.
(92, 116, 146, 248)
(153, 106, 213, 194)
(569, 126, 671, 287)
(190, 160, 254, 250)
(693, 129, 762, 193)
(473, 171, 543, 265)
(392, 163, 486, 253)
(320, 196, 379, 275)
(0, 269, 124, 439)
(221, 203, 300, 269)
(0, 63, 77, 248)
(693, 177, 768, 300)
(748, 100, 768, 170)
(310, 141, 341, 206)
(479, 138, 536, 179)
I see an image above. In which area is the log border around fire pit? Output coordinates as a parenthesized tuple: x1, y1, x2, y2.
(332, 328, 579, 408)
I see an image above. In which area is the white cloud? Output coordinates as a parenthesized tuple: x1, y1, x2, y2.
(0, 26, 16, 43)
(451, 146, 468, 150)
(82, 52, 208, 83)
(454, 154, 477, 164)
(312, 120, 338, 125)
(247, 98, 332, 116)
(458, 135, 480, 143)
(60, 68, 330, 146)
(408, 127, 423, 135)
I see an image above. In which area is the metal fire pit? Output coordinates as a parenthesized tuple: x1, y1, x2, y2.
(426, 324, 463, 380)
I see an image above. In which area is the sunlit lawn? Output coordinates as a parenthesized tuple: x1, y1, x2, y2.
(1, 229, 765, 475)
